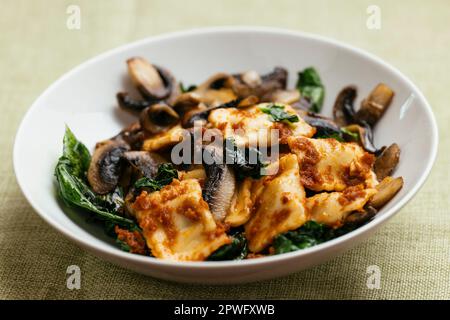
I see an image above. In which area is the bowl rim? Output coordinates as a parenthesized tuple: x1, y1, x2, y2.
(13, 26, 439, 269)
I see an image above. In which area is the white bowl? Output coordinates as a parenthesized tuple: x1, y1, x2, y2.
(13, 27, 438, 284)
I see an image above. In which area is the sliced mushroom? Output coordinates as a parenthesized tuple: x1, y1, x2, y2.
(356, 83, 394, 126)
(345, 205, 377, 225)
(172, 92, 202, 116)
(299, 110, 342, 139)
(158, 65, 181, 104)
(110, 122, 147, 151)
(181, 103, 209, 128)
(182, 97, 257, 128)
(88, 139, 130, 194)
(202, 146, 236, 222)
(369, 176, 403, 209)
(231, 67, 288, 101)
(139, 103, 179, 134)
(268, 89, 300, 105)
(126, 57, 178, 103)
(198, 72, 233, 91)
(123, 151, 166, 179)
(333, 86, 357, 127)
(116, 92, 152, 111)
(241, 70, 262, 87)
(341, 124, 381, 154)
(373, 143, 400, 180)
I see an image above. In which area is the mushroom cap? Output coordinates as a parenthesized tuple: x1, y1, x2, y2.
(88, 139, 130, 194)
(126, 57, 179, 103)
(139, 103, 180, 134)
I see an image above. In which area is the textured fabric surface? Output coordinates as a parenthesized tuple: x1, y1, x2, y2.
(0, 0, 449, 299)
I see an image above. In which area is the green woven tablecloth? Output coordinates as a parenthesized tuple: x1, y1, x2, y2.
(1, 0, 449, 299)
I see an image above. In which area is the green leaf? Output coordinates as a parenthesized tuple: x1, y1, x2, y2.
(116, 238, 131, 252)
(134, 163, 178, 191)
(272, 220, 365, 255)
(55, 127, 136, 228)
(208, 231, 248, 261)
(259, 104, 299, 124)
(341, 127, 360, 142)
(315, 132, 344, 142)
(62, 126, 91, 177)
(296, 67, 325, 113)
(315, 128, 360, 143)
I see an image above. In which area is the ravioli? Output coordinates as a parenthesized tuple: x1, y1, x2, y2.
(288, 136, 377, 192)
(225, 178, 254, 227)
(208, 103, 315, 147)
(142, 125, 186, 152)
(244, 154, 308, 252)
(306, 185, 377, 227)
(130, 179, 230, 261)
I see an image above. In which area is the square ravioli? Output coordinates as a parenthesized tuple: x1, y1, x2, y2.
(288, 136, 377, 192)
(131, 179, 230, 261)
(306, 185, 377, 228)
(208, 103, 315, 146)
(244, 154, 308, 252)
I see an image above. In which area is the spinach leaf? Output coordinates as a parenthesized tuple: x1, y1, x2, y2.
(62, 125, 91, 178)
(296, 67, 325, 113)
(259, 104, 299, 124)
(315, 128, 360, 143)
(55, 127, 136, 228)
(340, 127, 359, 142)
(97, 186, 125, 214)
(273, 220, 364, 255)
(208, 231, 248, 261)
(315, 132, 344, 142)
(134, 163, 178, 191)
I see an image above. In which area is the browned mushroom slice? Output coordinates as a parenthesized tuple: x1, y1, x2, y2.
(139, 103, 179, 134)
(202, 145, 236, 222)
(182, 97, 257, 128)
(158, 65, 180, 104)
(231, 67, 288, 100)
(116, 92, 152, 111)
(373, 143, 400, 180)
(333, 86, 357, 127)
(172, 92, 203, 116)
(369, 176, 403, 209)
(181, 103, 209, 127)
(297, 110, 342, 139)
(123, 151, 166, 179)
(341, 124, 380, 154)
(112, 122, 147, 150)
(345, 205, 378, 225)
(88, 139, 130, 194)
(127, 57, 177, 102)
(356, 83, 394, 126)
(268, 89, 300, 105)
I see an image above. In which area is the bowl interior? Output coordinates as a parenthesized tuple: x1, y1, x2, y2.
(14, 28, 437, 269)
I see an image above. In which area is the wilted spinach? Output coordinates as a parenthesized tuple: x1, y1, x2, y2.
(133, 163, 178, 191)
(208, 231, 248, 261)
(340, 127, 359, 142)
(259, 104, 299, 124)
(315, 128, 360, 143)
(296, 67, 325, 113)
(55, 126, 136, 228)
(273, 220, 366, 254)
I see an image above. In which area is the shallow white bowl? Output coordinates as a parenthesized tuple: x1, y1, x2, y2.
(13, 27, 438, 284)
